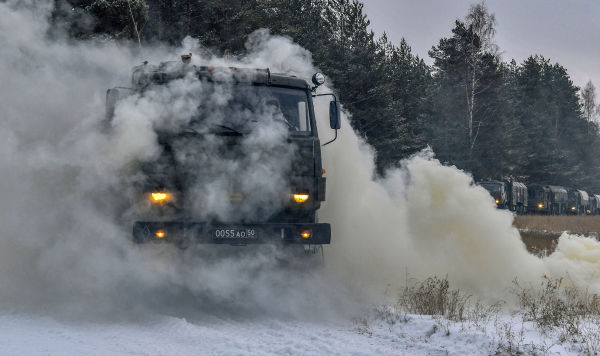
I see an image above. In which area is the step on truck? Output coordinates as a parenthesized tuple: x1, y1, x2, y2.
(105, 54, 340, 250)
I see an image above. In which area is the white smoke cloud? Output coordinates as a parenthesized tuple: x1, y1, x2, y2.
(316, 101, 600, 300)
(2, 0, 600, 324)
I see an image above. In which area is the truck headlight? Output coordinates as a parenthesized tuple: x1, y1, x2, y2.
(495, 199, 500, 204)
(150, 192, 170, 203)
(538, 203, 543, 208)
(293, 194, 309, 203)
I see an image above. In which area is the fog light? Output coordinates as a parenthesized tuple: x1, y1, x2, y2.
(151, 192, 170, 203)
(155, 230, 165, 239)
(301, 230, 311, 239)
(293, 194, 309, 203)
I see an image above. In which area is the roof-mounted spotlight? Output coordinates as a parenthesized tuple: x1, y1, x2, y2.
(312, 72, 325, 86)
(181, 53, 192, 64)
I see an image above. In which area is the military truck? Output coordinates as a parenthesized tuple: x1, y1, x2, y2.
(590, 194, 600, 215)
(479, 180, 508, 208)
(527, 185, 568, 215)
(567, 189, 590, 215)
(105, 55, 341, 250)
(506, 180, 528, 213)
(479, 180, 528, 213)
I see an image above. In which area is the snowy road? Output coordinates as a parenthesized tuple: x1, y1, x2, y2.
(0, 312, 495, 355)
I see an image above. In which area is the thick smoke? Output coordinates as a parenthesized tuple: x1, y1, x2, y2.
(0, 1, 352, 319)
(2, 1, 600, 323)
(316, 97, 600, 300)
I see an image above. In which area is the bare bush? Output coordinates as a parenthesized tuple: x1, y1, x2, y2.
(352, 316, 373, 337)
(513, 276, 600, 337)
(468, 300, 504, 333)
(573, 325, 600, 356)
(398, 276, 471, 321)
(374, 305, 408, 325)
(493, 318, 526, 355)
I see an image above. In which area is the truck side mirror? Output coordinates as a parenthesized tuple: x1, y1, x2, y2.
(329, 101, 341, 130)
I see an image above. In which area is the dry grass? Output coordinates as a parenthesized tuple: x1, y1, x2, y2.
(514, 215, 600, 235)
(520, 230, 560, 256)
(356, 276, 600, 355)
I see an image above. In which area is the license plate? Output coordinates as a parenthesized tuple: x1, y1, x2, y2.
(213, 228, 258, 240)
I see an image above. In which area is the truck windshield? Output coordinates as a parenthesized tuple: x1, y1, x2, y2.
(481, 183, 502, 193)
(188, 84, 311, 135)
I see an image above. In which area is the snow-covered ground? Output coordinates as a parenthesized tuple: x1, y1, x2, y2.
(0, 309, 588, 355)
(0, 312, 483, 355)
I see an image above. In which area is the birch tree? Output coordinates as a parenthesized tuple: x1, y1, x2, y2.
(581, 80, 598, 132)
(463, 1, 497, 157)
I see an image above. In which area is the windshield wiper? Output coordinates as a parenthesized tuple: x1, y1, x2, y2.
(210, 124, 244, 136)
(183, 127, 203, 135)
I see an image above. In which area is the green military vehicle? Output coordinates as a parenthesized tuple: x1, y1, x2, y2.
(105, 54, 340, 251)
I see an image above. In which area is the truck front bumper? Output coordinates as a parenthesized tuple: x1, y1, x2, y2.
(133, 221, 331, 246)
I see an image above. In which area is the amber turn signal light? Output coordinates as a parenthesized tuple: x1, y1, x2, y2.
(151, 192, 170, 202)
(293, 194, 309, 203)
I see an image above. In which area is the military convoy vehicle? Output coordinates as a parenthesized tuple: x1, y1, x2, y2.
(480, 181, 508, 208)
(478, 177, 600, 215)
(526, 185, 550, 214)
(567, 189, 590, 215)
(479, 180, 528, 213)
(105, 55, 341, 250)
(506, 181, 528, 213)
(591, 195, 600, 215)
(484, 182, 599, 215)
(527, 185, 568, 215)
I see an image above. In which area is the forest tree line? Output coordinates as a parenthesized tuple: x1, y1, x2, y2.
(55, 0, 600, 191)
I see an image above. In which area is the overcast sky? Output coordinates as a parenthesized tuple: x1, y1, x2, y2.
(363, 0, 600, 90)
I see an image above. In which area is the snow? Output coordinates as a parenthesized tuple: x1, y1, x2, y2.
(0, 312, 491, 356)
(0, 305, 594, 355)
(0, 312, 531, 355)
